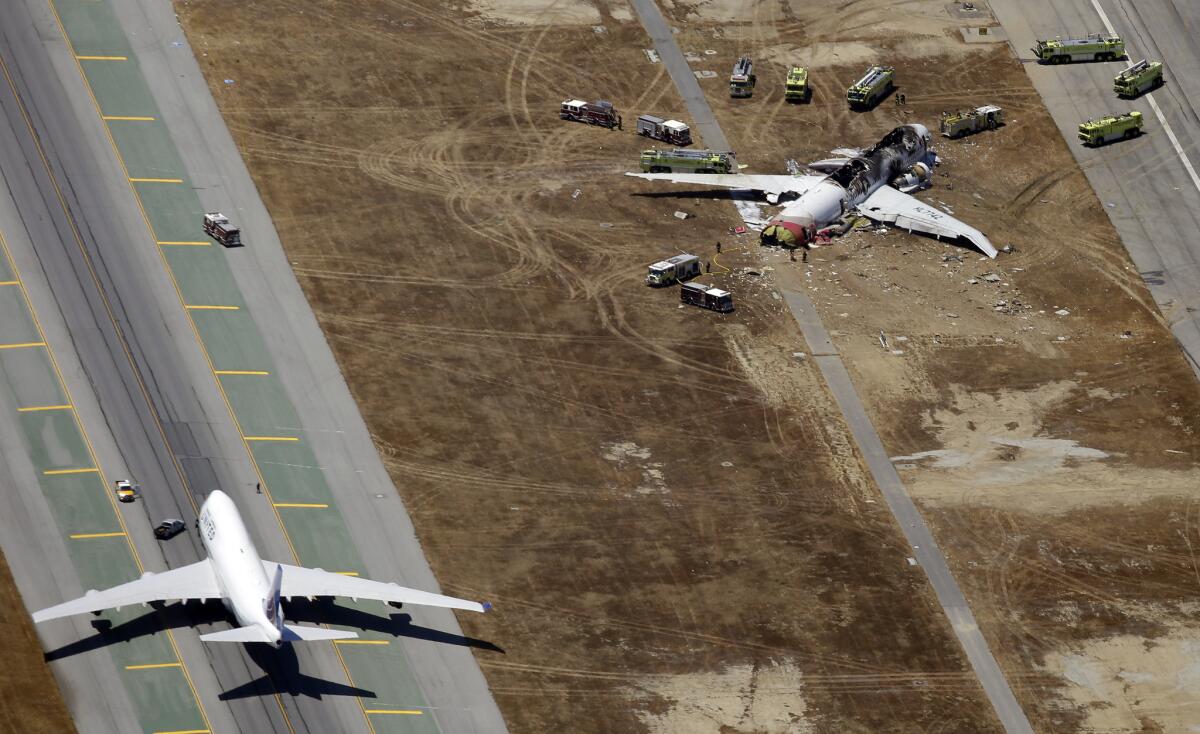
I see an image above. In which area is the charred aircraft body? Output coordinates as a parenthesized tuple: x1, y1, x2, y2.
(627, 123, 997, 258)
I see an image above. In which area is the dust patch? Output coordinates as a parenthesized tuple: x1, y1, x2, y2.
(1041, 623, 1200, 732)
(630, 662, 814, 733)
(467, 0, 600, 26)
(602, 441, 669, 495)
(891, 381, 1109, 483)
(755, 38, 975, 69)
(896, 382, 1200, 510)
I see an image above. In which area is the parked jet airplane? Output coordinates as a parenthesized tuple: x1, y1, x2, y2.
(33, 490, 489, 645)
(628, 123, 998, 258)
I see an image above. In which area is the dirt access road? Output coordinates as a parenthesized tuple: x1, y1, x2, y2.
(177, 0, 1200, 731)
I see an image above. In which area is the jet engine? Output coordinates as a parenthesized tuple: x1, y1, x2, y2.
(890, 161, 931, 193)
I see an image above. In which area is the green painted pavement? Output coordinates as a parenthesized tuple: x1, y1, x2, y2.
(0, 238, 207, 733)
(55, 0, 445, 729)
(0, 349, 65, 408)
(0, 287, 41, 343)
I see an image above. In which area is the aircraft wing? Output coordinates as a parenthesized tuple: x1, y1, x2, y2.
(269, 562, 490, 614)
(33, 559, 220, 623)
(857, 185, 998, 258)
(626, 172, 826, 198)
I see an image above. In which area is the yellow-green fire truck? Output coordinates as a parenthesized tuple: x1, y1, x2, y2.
(846, 65, 894, 110)
(640, 148, 735, 174)
(1032, 33, 1125, 64)
(1078, 111, 1143, 146)
(940, 105, 1004, 138)
(1113, 59, 1164, 97)
(730, 57, 756, 98)
(785, 66, 810, 102)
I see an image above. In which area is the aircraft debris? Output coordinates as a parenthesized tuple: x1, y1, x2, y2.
(626, 124, 999, 258)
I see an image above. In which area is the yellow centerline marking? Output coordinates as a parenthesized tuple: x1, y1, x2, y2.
(335, 639, 389, 646)
(363, 710, 422, 716)
(15, 12, 217, 734)
(126, 662, 182, 670)
(184, 304, 240, 311)
(273, 503, 328, 509)
(244, 435, 299, 441)
(69, 531, 126, 540)
(44, 467, 99, 475)
(17, 404, 72, 412)
(103, 115, 156, 121)
(75, 55, 127, 61)
(158, 241, 210, 246)
(0, 341, 45, 349)
(129, 177, 183, 184)
(335, 571, 360, 576)
(214, 370, 270, 376)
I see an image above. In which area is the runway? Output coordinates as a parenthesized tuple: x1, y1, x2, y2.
(0, 0, 504, 732)
(993, 0, 1200, 377)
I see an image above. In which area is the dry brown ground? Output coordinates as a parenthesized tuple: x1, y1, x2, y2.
(0, 553, 74, 733)
(665, 0, 1200, 731)
(176, 0, 1200, 731)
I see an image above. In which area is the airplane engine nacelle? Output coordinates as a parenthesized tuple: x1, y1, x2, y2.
(891, 161, 931, 193)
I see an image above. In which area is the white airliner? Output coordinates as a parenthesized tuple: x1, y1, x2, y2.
(33, 490, 490, 645)
(628, 123, 997, 258)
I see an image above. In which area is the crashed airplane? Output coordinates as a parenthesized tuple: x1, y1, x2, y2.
(627, 123, 997, 258)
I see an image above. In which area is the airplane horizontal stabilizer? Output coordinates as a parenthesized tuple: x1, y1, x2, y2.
(282, 624, 359, 642)
(200, 625, 274, 643)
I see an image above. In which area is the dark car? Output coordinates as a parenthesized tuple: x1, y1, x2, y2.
(154, 519, 186, 540)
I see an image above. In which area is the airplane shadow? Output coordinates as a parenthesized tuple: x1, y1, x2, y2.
(219, 643, 374, 701)
(42, 598, 503, 700)
(288, 598, 505, 654)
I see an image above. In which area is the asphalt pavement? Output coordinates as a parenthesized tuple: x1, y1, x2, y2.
(0, 0, 504, 731)
(993, 0, 1200, 377)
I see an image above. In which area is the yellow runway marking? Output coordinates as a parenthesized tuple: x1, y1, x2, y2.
(44, 467, 98, 475)
(214, 370, 269, 376)
(0, 341, 45, 349)
(153, 730, 211, 734)
(244, 435, 299, 442)
(273, 502, 328, 509)
(157, 241, 210, 246)
(69, 531, 126, 539)
(75, 55, 127, 61)
(0, 280, 18, 286)
(103, 115, 155, 121)
(18, 404, 73, 412)
(127, 662, 182, 670)
(363, 709, 422, 715)
(185, 304, 239, 311)
(335, 639, 389, 646)
(129, 177, 183, 184)
(26, 11, 215, 734)
(334, 571, 360, 576)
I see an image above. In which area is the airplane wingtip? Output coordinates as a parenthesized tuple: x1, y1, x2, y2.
(481, 601, 493, 613)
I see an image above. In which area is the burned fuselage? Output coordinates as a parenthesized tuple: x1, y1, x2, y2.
(761, 124, 935, 247)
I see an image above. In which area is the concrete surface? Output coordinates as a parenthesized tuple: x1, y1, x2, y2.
(992, 0, 1200, 378)
(0, 0, 506, 731)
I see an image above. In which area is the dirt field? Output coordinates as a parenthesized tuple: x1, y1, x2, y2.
(176, 0, 1200, 731)
(0, 553, 75, 733)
